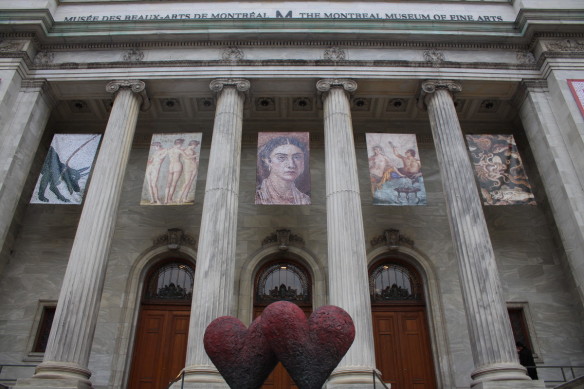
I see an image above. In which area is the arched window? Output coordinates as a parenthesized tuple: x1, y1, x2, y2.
(143, 260, 195, 303)
(254, 260, 311, 306)
(369, 259, 423, 304)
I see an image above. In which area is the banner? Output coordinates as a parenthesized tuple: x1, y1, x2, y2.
(31, 134, 101, 204)
(366, 133, 426, 205)
(256, 132, 311, 205)
(466, 134, 536, 205)
(141, 133, 202, 205)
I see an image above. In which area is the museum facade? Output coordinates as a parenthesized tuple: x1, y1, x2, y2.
(1, 0, 584, 388)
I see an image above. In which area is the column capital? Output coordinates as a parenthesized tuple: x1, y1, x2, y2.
(316, 78, 357, 93)
(105, 80, 151, 111)
(418, 79, 462, 110)
(209, 78, 250, 93)
(421, 79, 462, 94)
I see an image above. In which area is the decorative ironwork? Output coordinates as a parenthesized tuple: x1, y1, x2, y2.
(144, 261, 195, 301)
(369, 261, 423, 303)
(255, 261, 311, 305)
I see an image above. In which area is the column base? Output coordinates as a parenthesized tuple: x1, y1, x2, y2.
(325, 366, 381, 389)
(169, 365, 228, 389)
(471, 362, 538, 387)
(13, 377, 92, 389)
(473, 380, 546, 389)
(13, 361, 93, 389)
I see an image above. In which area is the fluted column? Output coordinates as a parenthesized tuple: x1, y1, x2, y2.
(317, 79, 377, 387)
(179, 79, 249, 388)
(0, 79, 54, 273)
(15, 80, 149, 389)
(421, 80, 534, 388)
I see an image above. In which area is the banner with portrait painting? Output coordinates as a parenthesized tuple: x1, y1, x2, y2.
(255, 132, 311, 205)
(466, 134, 536, 205)
(140, 133, 202, 205)
(366, 133, 426, 206)
(30, 134, 101, 205)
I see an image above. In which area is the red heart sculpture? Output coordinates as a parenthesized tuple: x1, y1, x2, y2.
(204, 316, 278, 389)
(260, 301, 355, 389)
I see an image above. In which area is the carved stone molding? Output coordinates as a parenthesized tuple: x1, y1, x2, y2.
(261, 229, 305, 251)
(545, 39, 584, 52)
(122, 48, 144, 62)
(0, 39, 26, 52)
(516, 50, 536, 65)
(152, 228, 197, 250)
(423, 49, 445, 66)
(512, 79, 549, 108)
(316, 79, 358, 97)
(323, 47, 346, 61)
(209, 78, 251, 93)
(370, 229, 414, 250)
(418, 79, 462, 110)
(33, 51, 54, 65)
(222, 46, 244, 61)
(20, 78, 56, 108)
(105, 80, 151, 111)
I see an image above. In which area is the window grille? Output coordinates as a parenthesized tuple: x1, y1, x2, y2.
(144, 261, 194, 302)
(369, 261, 423, 303)
(255, 261, 311, 305)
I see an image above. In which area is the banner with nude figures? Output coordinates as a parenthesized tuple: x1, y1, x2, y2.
(255, 132, 311, 205)
(141, 133, 202, 205)
(30, 134, 102, 205)
(466, 134, 536, 205)
(366, 133, 426, 206)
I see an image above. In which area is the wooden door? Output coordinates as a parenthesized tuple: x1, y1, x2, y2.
(373, 308, 436, 389)
(128, 305, 190, 389)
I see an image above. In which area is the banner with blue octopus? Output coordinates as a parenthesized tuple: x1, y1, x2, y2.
(31, 134, 101, 204)
(366, 133, 426, 206)
(466, 134, 536, 206)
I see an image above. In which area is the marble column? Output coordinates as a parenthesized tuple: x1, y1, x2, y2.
(15, 80, 149, 389)
(0, 79, 54, 274)
(421, 80, 539, 388)
(179, 79, 249, 388)
(317, 79, 378, 387)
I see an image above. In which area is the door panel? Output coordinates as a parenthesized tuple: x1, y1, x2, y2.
(128, 306, 190, 389)
(373, 308, 436, 389)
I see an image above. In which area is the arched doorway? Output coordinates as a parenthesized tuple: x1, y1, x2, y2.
(254, 259, 312, 389)
(370, 258, 436, 389)
(128, 259, 195, 389)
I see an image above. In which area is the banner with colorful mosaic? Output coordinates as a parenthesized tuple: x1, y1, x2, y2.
(568, 79, 584, 118)
(141, 133, 202, 205)
(255, 132, 311, 205)
(31, 134, 101, 204)
(366, 133, 426, 205)
(466, 134, 536, 205)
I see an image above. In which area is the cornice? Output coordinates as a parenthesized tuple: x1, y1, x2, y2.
(27, 58, 540, 72)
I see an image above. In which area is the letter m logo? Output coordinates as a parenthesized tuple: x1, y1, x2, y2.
(276, 10, 293, 18)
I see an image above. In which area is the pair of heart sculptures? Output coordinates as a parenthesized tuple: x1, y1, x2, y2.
(203, 301, 356, 389)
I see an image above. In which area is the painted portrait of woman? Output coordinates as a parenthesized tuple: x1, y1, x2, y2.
(255, 132, 311, 205)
